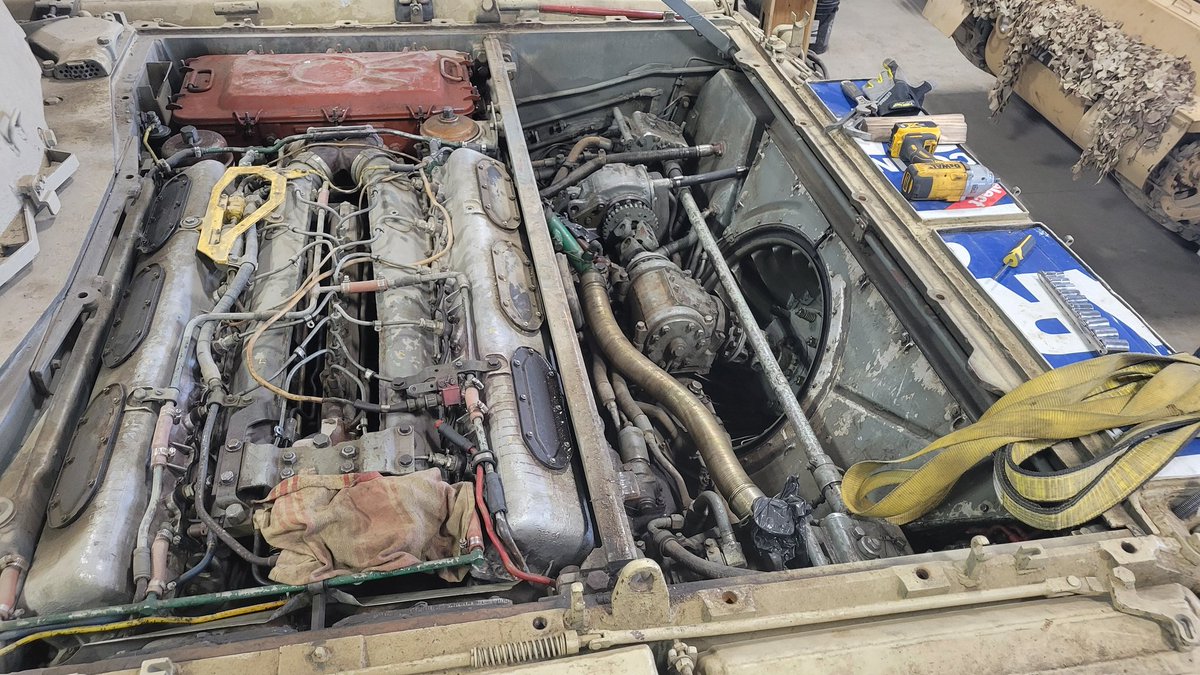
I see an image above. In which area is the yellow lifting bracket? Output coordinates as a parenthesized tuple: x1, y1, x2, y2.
(197, 166, 305, 265)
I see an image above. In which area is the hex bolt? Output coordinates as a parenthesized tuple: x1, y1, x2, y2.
(340, 445, 357, 458)
(280, 468, 295, 479)
(339, 460, 355, 474)
(225, 503, 248, 524)
(399, 453, 414, 467)
(226, 438, 243, 452)
(312, 433, 331, 448)
(218, 470, 235, 485)
(281, 451, 297, 464)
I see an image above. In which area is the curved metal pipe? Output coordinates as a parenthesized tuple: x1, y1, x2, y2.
(579, 271, 763, 520)
(551, 135, 613, 185)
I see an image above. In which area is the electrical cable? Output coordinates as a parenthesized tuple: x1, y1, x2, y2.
(473, 466, 553, 586)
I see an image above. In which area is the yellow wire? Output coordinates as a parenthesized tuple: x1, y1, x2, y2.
(141, 126, 160, 163)
(0, 599, 286, 658)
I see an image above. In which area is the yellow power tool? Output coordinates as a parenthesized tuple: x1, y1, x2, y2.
(888, 120, 995, 202)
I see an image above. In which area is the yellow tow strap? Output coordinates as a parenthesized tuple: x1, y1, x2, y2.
(843, 352, 1200, 530)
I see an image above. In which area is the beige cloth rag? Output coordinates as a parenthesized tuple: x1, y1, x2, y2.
(253, 469, 479, 585)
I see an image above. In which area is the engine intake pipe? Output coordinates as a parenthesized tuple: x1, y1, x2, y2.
(579, 270, 764, 520)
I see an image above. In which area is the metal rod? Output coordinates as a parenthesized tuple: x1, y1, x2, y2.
(0, 552, 483, 634)
(678, 188, 848, 515)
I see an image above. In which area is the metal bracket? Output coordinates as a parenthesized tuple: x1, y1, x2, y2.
(603, 558, 670, 628)
(390, 356, 503, 397)
(1, 149, 79, 288)
(198, 166, 298, 265)
(658, 0, 735, 57)
(29, 277, 105, 396)
(1109, 567, 1200, 650)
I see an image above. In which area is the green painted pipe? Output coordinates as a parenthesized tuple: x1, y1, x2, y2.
(0, 551, 483, 634)
(547, 212, 593, 272)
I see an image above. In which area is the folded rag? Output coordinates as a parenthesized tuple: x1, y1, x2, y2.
(253, 469, 480, 584)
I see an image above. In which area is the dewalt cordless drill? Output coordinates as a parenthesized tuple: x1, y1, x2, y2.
(888, 120, 995, 202)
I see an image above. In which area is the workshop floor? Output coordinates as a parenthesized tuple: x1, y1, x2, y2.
(823, 0, 1200, 352)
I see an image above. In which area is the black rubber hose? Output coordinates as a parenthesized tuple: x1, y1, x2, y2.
(176, 532, 217, 589)
(656, 231, 697, 258)
(539, 144, 725, 199)
(685, 491, 735, 540)
(647, 518, 754, 578)
(195, 404, 278, 568)
(657, 165, 748, 190)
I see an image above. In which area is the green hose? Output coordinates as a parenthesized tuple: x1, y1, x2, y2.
(546, 212, 593, 272)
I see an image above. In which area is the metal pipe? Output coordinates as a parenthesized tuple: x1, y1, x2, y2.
(540, 144, 725, 199)
(579, 270, 763, 519)
(538, 4, 672, 19)
(196, 224, 260, 395)
(652, 165, 748, 190)
(677, 188, 848, 515)
(647, 518, 754, 578)
(552, 135, 613, 184)
(146, 529, 172, 598)
(516, 65, 724, 106)
(0, 557, 26, 621)
(0, 551, 484, 634)
(638, 401, 680, 441)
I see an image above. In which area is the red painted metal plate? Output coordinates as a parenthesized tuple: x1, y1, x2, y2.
(171, 51, 478, 146)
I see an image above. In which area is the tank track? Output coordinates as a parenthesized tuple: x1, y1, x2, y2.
(1142, 140, 1200, 243)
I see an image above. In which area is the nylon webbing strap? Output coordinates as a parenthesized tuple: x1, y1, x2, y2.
(843, 353, 1200, 530)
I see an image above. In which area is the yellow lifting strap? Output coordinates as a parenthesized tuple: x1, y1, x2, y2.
(843, 352, 1200, 531)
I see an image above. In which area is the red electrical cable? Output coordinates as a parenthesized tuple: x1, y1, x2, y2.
(474, 466, 555, 586)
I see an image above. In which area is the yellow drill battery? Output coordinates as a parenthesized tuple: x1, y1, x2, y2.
(888, 120, 941, 159)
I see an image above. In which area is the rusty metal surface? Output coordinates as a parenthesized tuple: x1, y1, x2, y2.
(172, 51, 478, 145)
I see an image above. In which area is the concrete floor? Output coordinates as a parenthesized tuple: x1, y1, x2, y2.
(822, 0, 1200, 352)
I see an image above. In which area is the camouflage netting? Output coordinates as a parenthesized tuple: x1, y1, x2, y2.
(969, 0, 1195, 178)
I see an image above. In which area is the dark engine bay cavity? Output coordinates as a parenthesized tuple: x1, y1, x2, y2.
(0, 32, 1063, 668)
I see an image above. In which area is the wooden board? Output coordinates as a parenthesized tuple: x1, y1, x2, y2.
(861, 114, 969, 143)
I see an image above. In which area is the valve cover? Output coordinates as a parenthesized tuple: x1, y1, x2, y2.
(172, 51, 478, 147)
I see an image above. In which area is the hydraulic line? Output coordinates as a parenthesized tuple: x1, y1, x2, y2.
(0, 552, 483, 635)
(515, 65, 724, 106)
(579, 270, 763, 520)
(552, 135, 613, 184)
(611, 371, 691, 508)
(646, 518, 754, 578)
(652, 165, 749, 190)
(540, 144, 725, 199)
(0, 600, 289, 658)
(677, 187, 849, 516)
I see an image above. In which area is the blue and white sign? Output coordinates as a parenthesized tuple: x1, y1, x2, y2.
(941, 225, 1200, 477)
(809, 80, 1026, 220)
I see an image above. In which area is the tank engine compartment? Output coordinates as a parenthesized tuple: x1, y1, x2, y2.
(0, 21, 1078, 669)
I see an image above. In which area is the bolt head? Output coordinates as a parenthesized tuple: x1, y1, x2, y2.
(339, 445, 357, 458)
(218, 470, 235, 484)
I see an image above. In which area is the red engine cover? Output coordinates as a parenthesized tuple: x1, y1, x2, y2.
(171, 51, 478, 147)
